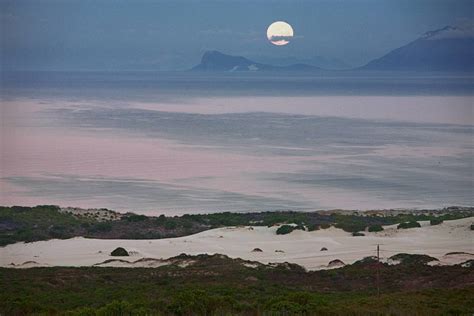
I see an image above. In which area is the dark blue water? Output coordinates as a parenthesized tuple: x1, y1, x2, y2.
(1, 71, 473, 214)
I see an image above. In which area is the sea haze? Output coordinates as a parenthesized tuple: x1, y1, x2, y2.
(1, 71, 473, 214)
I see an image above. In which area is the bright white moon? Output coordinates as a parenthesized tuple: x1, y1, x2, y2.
(266, 21, 294, 46)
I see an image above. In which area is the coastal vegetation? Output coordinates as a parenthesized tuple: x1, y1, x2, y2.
(368, 224, 384, 232)
(276, 224, 295, 235)
(389, 253, 439, 265)
(430, 218, 444, 225)
(0, 254, 472, 315)
(275, 224, 305, 235)
(397, 221, 422, 229)
(1, 205, 472, 246)
(110, 247, 129, 256)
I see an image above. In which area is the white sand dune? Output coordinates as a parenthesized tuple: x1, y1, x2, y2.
(1, 217, 472, 270)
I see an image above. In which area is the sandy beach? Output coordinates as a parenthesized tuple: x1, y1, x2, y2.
(1, 217, 472, 270)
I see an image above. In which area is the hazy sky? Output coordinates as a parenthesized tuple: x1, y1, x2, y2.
(1, 0, 473, 70)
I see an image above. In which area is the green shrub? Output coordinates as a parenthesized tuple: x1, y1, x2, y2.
(110, 247, 129, 256)
(88, 222, 112, 233)
(155, 214, 167, 225)
(167, 289, 214, 315)
(181, 220, 193, 229)
(389, 253, 439, 265)
(354, 256, 378, 264)
(65, 306, 97, 316)
(307, 224, 319, 231)
(0, 235, 17, 246)
(268, 301, 304, 314)
(164, 220, 178, 230)
(430, 218, 443, 225)
(124, 214, 147, 222)
(96, 301, 135, 316)
(368, 224, 384, 232)
(48, 225, 68, 238)
(335, 222, 367, 233)
(352, 232, 365, 237)
(397, 221, 421, 229)
(265, 292, 328, 314)
(276, 225, 295, 235)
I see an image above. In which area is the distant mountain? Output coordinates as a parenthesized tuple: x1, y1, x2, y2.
(361, 26, 474, 71)
(250, 55, 351, 70)
(191, 51, 322, 72)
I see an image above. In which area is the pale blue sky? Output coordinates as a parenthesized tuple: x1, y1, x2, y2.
(1, 0, 473, 70)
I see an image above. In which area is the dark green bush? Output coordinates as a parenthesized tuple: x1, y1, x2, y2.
(124, 214, 147, 222)
(164, 220, 178, 230)
(276, 225, 295, 235)
(96, 301, 135, 316)
(267, 300, 305, 314)
(430, 218, 443, 226)
(352, 232, 365, 237)
(110, 247, 129, 256)
(48, 225, 68, 238)
(88, 222, 112, 233)
(389, 253, 439, 265)
(155, 214, 167, 225)
(307, 224, 319, 231)
(368, 224, 384, 232)
(397, 221, 421, 229)
(167, 289, 217, 315)
(335, 222, 367, 233)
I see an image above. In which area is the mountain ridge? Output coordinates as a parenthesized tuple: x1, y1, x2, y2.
(191, 50, 323, 72)
(360, 25, 474, 71)
(193, 25, 473, 73)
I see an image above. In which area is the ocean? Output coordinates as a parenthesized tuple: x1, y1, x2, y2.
(1, 71, 473, 214)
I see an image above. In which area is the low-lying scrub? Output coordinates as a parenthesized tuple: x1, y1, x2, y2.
(368, 224, 384, 232)
(430, 218, 443, 225)
(1, 205, 473, 246)
(1, 253, 473, 315)
(389, 253, 439, 265)
(276, 224, 295, 235)
(276, 224, 305, 235)
(397, 221, 421, 229)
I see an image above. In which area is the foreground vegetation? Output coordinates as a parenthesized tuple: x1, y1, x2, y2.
(1, 205, 473, 246)
(1, 206, 473, 314)
(1, 254, 473, 315)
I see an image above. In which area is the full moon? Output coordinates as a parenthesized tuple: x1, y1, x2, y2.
(266, 21, 294, 46)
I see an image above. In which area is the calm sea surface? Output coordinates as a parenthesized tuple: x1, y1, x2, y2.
(1, 71, 473, 214)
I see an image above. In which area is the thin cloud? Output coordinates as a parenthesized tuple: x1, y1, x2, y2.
(269, 35, 293, 42)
